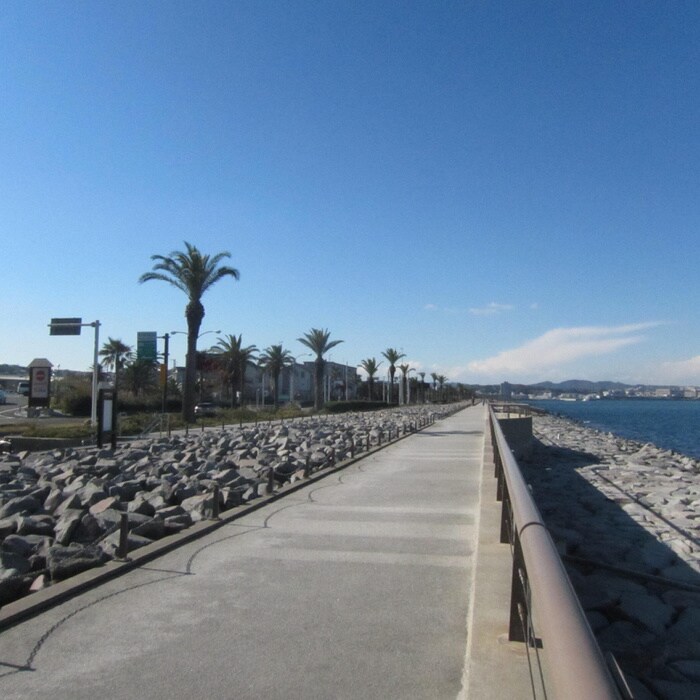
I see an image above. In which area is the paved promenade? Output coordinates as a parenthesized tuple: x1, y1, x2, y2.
(0, 405, 522, 699)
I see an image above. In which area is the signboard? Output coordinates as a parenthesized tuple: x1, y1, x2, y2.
(50, 317, 82, 335)
(30, 367, 50, 400)
(137, 331, 158, 361)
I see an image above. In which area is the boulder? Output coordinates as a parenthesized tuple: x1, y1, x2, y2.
(0, 495, 42, 519)
(47, 544, 108, 580)
(54, 509, 84, 546)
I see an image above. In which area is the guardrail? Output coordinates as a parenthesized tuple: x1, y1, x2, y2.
(488, 404, 627, 700)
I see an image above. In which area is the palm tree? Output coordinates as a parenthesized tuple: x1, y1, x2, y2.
(381, 348, 405, 404)
(437, 374, 447, 402)
(297, 328, 343, 411)
(258, 344, 293, 408)
(99, 337, 133, 396)
(216, 334, 257, 407)
(139, 242, 239, 421)
(123, 358, 158, 396)
(419, 372, 426, 403)
(398, 363, 412, 405)
(359, 358, 382, 401)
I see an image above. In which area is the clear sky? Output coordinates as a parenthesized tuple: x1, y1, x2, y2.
(1, 1, 698, 386)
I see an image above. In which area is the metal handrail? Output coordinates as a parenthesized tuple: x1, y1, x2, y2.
(488, 405, 622, 699)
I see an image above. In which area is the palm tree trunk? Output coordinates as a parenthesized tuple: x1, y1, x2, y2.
(314, 357, 324, 410)
(184, 300, 204, 421)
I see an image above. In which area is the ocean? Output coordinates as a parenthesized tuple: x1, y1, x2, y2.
(528, 398, 700, 460)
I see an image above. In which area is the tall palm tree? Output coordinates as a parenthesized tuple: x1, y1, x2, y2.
(381, 348, 405, 404)
(297, 328, 343, 411)
(139, 242, 239, 421)
(419, 371, 426, 403)
(216, 334, 258, 407)
(398, 363, 411, 405)
(437, 374, 447, 402)
(99, 337, 133, 396)
(359, 358, 382, 401)
(258, 344, 293, 408)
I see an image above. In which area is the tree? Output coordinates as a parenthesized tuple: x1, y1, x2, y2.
(437, 374, 447, 402)
(398, 363, 412, 404)
(297, 328, 343, 411)
(123, 358, 158, 396)
(99, 337, 133, 397)
(258, 344, 293, 408)
(359, 358, 382, 400)
(139, 242, 239, 421)
(381, 348, 405, 404)
(216, 334, 257, 407)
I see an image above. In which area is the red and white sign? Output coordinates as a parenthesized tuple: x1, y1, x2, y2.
(30, 367, 50, 400)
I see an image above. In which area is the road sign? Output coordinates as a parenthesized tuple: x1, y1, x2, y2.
(137, 331, 158, 361)
(50, 317, 82, 335)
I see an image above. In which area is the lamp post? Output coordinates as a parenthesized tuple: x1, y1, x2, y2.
(406, 368, 416, 404)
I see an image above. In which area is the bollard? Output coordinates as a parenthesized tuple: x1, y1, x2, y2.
(304, 455, 310, 478)
(211, 484, 220, 520)
(331, 448, 336, 466)
(367, 435, 370, 451)
(350, 440, 355, 458)
(116, 512, 129, 561)
(266, 467, 274, 493)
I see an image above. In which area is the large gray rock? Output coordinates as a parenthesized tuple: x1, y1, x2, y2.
(54, 509, 84, 546)
(0, 495, 42, 519)
(47, 544, 108, 580)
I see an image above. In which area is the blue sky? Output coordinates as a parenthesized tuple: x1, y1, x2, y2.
(1, 1, 698, 385)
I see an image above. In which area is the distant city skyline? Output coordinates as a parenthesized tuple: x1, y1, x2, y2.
(2, 2, 698, 386)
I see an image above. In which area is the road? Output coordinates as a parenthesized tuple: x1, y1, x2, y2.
(0, 406, 486, 699)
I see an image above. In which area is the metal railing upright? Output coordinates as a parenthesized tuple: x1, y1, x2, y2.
(488, 404, 625, 700)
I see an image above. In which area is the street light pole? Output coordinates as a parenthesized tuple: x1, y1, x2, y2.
(159, 333, 169, 414)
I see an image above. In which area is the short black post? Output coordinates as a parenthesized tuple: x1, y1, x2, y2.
(211, 484, 220, 520)
(304, 455, 310, 478)
(116, 513, 129, 561)
(266, 467, 274, 493)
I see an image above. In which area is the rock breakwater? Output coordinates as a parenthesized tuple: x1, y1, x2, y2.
(0, 406, 450, 610)
(522, 412, 700, 700)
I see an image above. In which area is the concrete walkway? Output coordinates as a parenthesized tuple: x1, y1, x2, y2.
(0, 405, 527, 699)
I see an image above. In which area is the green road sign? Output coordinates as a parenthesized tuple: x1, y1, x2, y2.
(50, 317, 82, 335)
(137, 331, 158, 361)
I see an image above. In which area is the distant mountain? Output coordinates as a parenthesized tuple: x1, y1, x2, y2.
(0, 364, 27, 376)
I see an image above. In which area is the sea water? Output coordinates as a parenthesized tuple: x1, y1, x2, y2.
(529, 399, 700, 460)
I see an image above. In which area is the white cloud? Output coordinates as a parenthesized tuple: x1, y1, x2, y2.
(423, 303, 438, 310)
(467, 323, 660, 381)
(657, 355, 700, 384)
(468, 302, 514, 316)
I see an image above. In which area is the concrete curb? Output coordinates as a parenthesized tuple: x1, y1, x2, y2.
(461, 411, 531, 699)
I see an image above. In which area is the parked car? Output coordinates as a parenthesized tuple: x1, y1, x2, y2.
(17, 381, 30, 396)
(194, 402, 218, 418)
